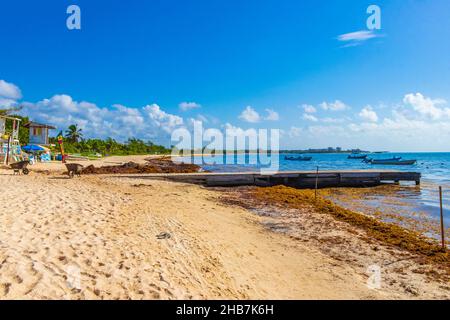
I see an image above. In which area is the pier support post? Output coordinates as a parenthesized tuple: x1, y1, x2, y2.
(439, 186, 446, 251)
(314, 166, 319, 200)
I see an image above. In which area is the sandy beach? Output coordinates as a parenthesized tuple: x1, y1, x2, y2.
(0, 156, 448, 299)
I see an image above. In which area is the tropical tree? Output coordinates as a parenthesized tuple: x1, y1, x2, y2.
(0, 110, 29, 145)
(65, 124, 83, 143)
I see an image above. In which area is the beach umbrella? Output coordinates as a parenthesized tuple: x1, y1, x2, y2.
(37, 144, 51, 152)
(22, 144, 45, 152)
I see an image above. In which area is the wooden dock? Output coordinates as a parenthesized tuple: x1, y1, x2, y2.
(115, 170, 421, 188)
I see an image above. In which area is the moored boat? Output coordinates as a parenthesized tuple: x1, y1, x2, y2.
(365, 156, 401, 163)
(370, 159, 417, 165)
(284, 156, 312, 161)
(348, 154, 368, 159)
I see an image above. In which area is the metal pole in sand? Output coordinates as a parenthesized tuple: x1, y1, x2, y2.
(315, 166, 319, 201)
(439, 186, 446, 251)
(5, 135, 11, 166)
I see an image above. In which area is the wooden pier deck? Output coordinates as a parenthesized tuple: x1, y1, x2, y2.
(115, 170, 421, 188)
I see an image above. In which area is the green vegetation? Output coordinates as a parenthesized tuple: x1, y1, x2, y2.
(0, 110, 30, 145)
(65, 124, 83, 142)
(0, 113, 171, 156)
(49, 136, 170, 156)
(52, 123, 171, 155)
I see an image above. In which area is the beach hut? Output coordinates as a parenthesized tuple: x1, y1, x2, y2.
(23, 121, 56, 146)
(0, 115, 23, 165)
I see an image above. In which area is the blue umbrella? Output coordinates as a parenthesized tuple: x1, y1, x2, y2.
(22, 144, 45, 152)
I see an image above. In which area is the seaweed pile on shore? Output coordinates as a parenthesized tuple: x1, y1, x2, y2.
(82, 158, 201, 174)
(223, 185, 449, 268)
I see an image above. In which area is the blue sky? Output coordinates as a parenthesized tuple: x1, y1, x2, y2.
(1, 0, 449, 151)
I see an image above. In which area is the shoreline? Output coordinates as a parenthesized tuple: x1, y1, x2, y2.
(0, 155, 449, 299)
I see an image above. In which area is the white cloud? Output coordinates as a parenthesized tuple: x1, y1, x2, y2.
(0, 98, 18, 108)
(303, 113, 318, 122)
(187, 117, 204, 129)
(224, 123, 246, 135)
(143, 104, 184, 133)
(302, 104, 316, 113)
(320, 100, 349, 111)
(322, 117, 346, 124)
(288, 126, 303, 138)
(307, 125, 348, 137)
(196, 114, 208, 123)
(7, 77, 450, 151)
(20, 94, 184, 142)
(328, 107, 450, 151)
(359, 106, 378, 122)
(0, 79, 22, 100)
(264, 108, 279, 121)
(337, 30, 378, 42)
(293, 93, 450, 151)
(347, 111, 434, 137)
(403, 93, 449, 120)
(337, 30, 382, 47)
(179, 101, 201, 111)
(239, 106, 261, 123)
(223, 123, 258, 143)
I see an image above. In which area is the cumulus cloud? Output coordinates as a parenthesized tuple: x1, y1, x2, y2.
(320, 100, 349, 111)
(179, 101, 201, 111)
(288, 126, 303, 138)
(196, 114, 209, 123)
(359, 106, 378, 122)
(6, 77, 450, 151)
(0, 79, 22, 108)
(302, 104, 316, 114)
(144, 104, 183, 132)
(322, 117, 346, 124)
(302, 113, 318, 122)
(264, 108, 279, 121)
(223, 123, 259, 148)
(0, 98, 18, 108)
(403, 93, 449, 120)
(348, 111, 433, 136)
(294, 93, 450, 151)
(307, 125, 349, 137)
(0, 79, 22, 100)
(239, 106, 261, 123)
(20, 94, 184, 142)
(224, 123, 252, 135)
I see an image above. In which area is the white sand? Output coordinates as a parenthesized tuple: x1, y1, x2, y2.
(0, 158, 448, 299)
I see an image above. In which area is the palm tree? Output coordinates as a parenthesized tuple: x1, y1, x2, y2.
(105, 137, 118, 154)
(65, 124, 83, 143)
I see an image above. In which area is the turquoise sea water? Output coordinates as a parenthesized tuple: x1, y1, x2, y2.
(178, 152, 450, 229)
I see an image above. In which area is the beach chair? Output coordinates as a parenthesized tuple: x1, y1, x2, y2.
(40, 153, 51, 162)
